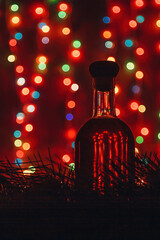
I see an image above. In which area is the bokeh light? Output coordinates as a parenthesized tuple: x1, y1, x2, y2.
(135, 147, 139, 154)
(141, 127, 149, 136)
(9, 39, 17, 47)
(16, 150, 24, 158)
(71, 83, 79, 91)
(136, 15, 144, 23)
(62, 154, 70, 163)
(34, 75, 43, 84)
(115, 108, 120, 116)
(62, 27, 70, 35)
(42, 37, 50, 44)
(8, 55, 16, 62)
(158, 133, 160, 139)
(15, 32, 23, 40)
(112, 6, 121, 13)
(125, 39, 133, 47)
(58, 11, 67, 19)
(38, 56, 47, 63)
(59, 3, 68, 11)
(16, 65, 24, 73)
(69, 163, 75, 170)
(129, 20, 137, 28)
(14, 139, 22, 147)
(22, 87, 29, 95)
(17, 77, 25, 86)
(42, 25, 50, 33)
(62, 64, 70, 72)
(11, 16, 20, 24)
(115, 86, 119, 94)
(38, 63, 46, 70)
(16, 112, 24, 120)
(26, 104, 35, 113)
(25, 124, 33, 132)
(130, 101, 139, 110)
(72, 40, 81, 48)
(135, 71, 144, 79)
(155, 0, 160, 4)
(32, 91, 40, 99)
(138, 105, 146, 113)
(132, 85, 140, 94)
(11, 4, 19, 12)
(35, 7, 44, 15)
(103, 16, 110, 24)
(136, 47, 144, 55)
(105, 41, 114, 48)
(107, 56, 116, 62)
(71, 50, 81, 58)
(126, 62, 135, 70)
(135, 0, 144, 7)
(15, 158, 22, 166)
(66, 113, 73, 121)
(103, 30, 112, 39)
(136, 136, 144, 144)
(63, 78, 71, 86)
(14, 130, 21, 138)
(156, 20, 160, 28)
(67, 100, 76, 108)
(39, 22, 46, 29)
(22, 142, 30, 150)
(66, 129, 76, 139)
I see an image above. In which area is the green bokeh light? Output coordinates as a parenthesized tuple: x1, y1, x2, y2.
(62, 64, 70, 72)
(38, 63, 46, 70)
(126, 62, 135, 70)
(58, 11, 67, 19)
(73, 40, 81, 48)
(158, 133, 160, 139)
(11, 4, 19, 12)
(136, 136, 144, 144)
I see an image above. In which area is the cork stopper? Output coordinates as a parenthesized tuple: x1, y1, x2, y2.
(89, 61, 119, 91)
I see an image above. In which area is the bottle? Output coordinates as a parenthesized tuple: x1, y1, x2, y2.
(75, 61, 135, 194)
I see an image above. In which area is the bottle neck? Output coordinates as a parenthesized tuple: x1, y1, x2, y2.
(92, 88, 116, 118)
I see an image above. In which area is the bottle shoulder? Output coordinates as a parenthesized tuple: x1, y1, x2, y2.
(76, 116, 134, 140)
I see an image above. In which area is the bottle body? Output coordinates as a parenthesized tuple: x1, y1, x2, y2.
(75, 116, 135, 193)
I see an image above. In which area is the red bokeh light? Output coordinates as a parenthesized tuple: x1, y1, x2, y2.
(35, 7, 44, 15)
(112, 6, 121, 13)
(16, 65, 24, 73)
(62, 154, 70, 163)
(71, 50, 80, 58)
(135, 0, 144, 7)
(129, 20, 137, 28)
(136, 47, 144, 55)
(63, 78, 71, 86)
(141, 127, 149, 136)
(59, 3, 68, 11)
(130, 102, 139, 110)
(155, 0, 160, 4)
(67, 100, 76, 108)
(66, 129, 76, 139)
(16, 150, 24, 158)
(9, 39, 17, 47)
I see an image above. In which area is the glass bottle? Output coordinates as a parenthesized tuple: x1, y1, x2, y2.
(75, 61, 135, 193)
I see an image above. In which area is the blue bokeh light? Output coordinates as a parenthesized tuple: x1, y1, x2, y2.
(15, 158, 22, 166)
(136, 15, 144, 23)
(15, 32, 23, 40)
(66, 113, 73, 121)
(125, 39, 133, 47)
(103, 16, 110, 24)
(132, 85, 140, 94)
(14, 130, 21, 138)
(32, 91, 40, 99)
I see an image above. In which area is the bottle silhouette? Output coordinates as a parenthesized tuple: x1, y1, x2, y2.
(75, 61, 135, 193)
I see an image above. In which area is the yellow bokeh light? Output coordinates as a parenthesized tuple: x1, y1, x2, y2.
(135, 71, 144, 79)
(22, 142, 30, 150)
(103, 30, 112, 39)
(107, 56, 116, 62)
(115, 85, 119, 94)
(38, 56, 47, 63)
(22, 87, 29, 95)
(25, 124, 33, 132)
(8, 55, 16, 62)
(156, 20, 160, 28)
(42, 25, 50, 33)
(62, 27, 71, 35)
(14, 139, 22, 147)
(11, 16, 20, 24)
(138, 105, 146, 113)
